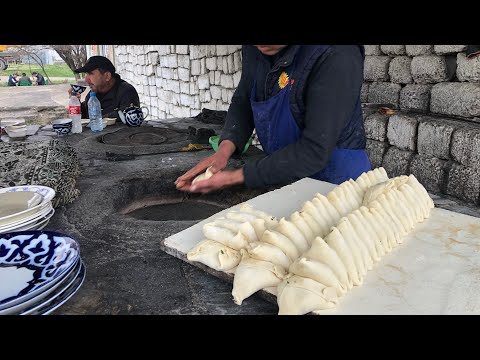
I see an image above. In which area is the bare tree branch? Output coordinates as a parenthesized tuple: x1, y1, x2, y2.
(50, 45, 87, 80)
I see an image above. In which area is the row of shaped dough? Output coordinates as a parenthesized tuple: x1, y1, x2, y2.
(229, 168, 391, 304)
(276, 174, 435, 315)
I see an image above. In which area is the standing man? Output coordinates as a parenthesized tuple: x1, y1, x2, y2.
(176, 45, 371, 194)
(69, 55, 140, 120)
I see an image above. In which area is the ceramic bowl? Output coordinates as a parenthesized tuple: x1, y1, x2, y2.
(0, 230, 80, 310)
(52, 118, 72, 135)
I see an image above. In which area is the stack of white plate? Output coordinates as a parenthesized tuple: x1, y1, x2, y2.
(0, 230, 85, 315)
(0, 185, 56, 234)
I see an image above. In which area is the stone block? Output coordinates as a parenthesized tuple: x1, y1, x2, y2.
(387, 114, 418, 151)
(389, 56, 413, 84)
(456, 53, 480, 82)
(410, 154, 447, 194)
(364, 45, 382, 55)
(368, 82, 401, 107)
(430, 82, 480, 118)
(434, 45, 466, 54)
(445, 162, 480, 204)
(405, 45, 433, 56)
(364, 56, 391, 81)
(380, 45, 406, 56)
(382, 146, 415, 178)
(417, 117, 456, 159)
(451, 124, 480, 168)
(399, 84, 432, 113)
(366, 140, 389, 169)
(411, 56, 450, 83)
(361, 83, 369, 103)
(364, 113, 389, 141)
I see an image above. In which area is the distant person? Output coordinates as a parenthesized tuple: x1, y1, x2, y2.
(18, 72, 32, 85)
(7, 72, 18, 86)
(69, 55, 140, 120)
(32, 71, 45, 85)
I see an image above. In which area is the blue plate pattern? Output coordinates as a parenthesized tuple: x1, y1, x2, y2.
(0, 230, 80, 307)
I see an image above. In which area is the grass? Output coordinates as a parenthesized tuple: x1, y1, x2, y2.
(0, 63, 75, 78)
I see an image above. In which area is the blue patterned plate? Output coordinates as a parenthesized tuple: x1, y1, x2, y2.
(0, 230, 80, 310)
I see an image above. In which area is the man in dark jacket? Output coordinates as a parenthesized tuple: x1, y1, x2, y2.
(71, 55, 140, 120)
(7, 72, 18, 86)
(32, 72, 45, 85)
(176, 45, 371, 193)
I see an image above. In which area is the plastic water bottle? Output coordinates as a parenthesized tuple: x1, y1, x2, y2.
(88, 91, 103, 132)
(69, 93, 82, 133)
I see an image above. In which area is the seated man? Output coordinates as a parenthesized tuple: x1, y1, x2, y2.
(18, 72, 32, 85)
(31, 71, 45, 85)
(7, 72, 18, 86)
(71, 56, 140, 120)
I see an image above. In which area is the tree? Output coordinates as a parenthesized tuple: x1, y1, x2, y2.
(50, 45, 87, 80)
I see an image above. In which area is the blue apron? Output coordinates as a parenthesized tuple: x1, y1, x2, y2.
(249, 60, 371, 185)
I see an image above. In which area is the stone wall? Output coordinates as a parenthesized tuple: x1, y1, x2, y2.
(363, 45, 480, 204)
(114, 45, 480, 204)
(114, 45, 242, 120)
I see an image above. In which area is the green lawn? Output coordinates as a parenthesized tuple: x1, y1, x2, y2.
(0, 63, 75, 78)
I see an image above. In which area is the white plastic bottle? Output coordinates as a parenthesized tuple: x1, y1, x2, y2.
(69, 93, 82, 133)
(88, 91, 103, 132)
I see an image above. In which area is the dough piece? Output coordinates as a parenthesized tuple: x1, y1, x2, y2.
(362, 180, 395, 207)
(303, 236, 351, 290)
(290, 256, 347, 296)
(213, 218, 258, 242)
(290, 211, 315, 245)
(202, 223, 249, 250)
(355, 207, 386, 257)
(232, 250, 286, 305)
(225, 210, 259, 223)
(251, 218, 267, 241)
(326, 191, 350, 218)
(376, 194, 409, 238)
(191, 166, 213, 184)
(337, 217, 372, 273)
(187, 239, 241, 271)
(356, 172, 373, 191)
(311, 197, 334, 227)
(260, 230, 299, 262)
(336, 182, 360, 212)
(302, 200, 329, 236)
(373, 167, 389, 183)
(275, 217, 309, 253)
(239, 203, 279, 228)
(391, 175, 409, 188)
(367, 169, 380, 186)
(407, 175, 435, 209)
(299, 210, 324, 238)
(347, 211, 380, 262)
(314, 193, 341, 224)
(246, 241, 292, 270)
(398, 184, 425, 222)
(369, 203, 399, 249)
(348, 178, 365, 200)
(340, 180, 362, 209)
(324, 227, 362, 286)
(386, 190, 415, 231)
(277, 275, 338, 315)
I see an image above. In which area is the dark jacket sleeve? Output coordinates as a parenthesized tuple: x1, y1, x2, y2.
(219, 47, 255, 155)
(243, 45, 364, 188)
(105, 82, 140, 119)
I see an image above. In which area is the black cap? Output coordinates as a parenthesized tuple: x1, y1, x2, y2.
(74, 56, 116, 74)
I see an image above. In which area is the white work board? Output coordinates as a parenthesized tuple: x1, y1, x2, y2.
(161, 178, 480, 315)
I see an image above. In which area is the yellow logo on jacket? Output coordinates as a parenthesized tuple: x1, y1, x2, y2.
(278, 72, 289, 89)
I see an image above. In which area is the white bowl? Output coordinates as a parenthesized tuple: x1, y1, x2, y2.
(5, 125, 27, 138)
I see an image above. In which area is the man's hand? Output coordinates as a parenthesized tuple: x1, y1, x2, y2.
(177, 168, 245, 194)
(67, 88, 82, 100)
(175, 139, 236, 190)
